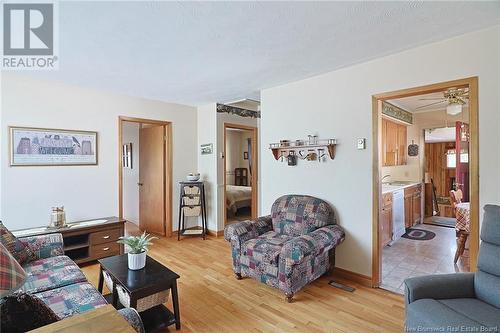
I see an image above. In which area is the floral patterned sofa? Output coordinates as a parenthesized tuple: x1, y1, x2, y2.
(1, 228, 144, 332)
(224, 195, 345, 302)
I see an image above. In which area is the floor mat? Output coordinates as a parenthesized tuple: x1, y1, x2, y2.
(425, 216, 456, 228)
(402, 228, 436, 241)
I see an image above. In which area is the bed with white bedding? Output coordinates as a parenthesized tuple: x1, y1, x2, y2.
(226, 185, 252, 214)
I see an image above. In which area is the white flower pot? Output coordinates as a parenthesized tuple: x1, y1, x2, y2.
(128, 251, 146, 270)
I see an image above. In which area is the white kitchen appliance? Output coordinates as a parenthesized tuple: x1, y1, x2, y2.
(390, 189, 405, 245)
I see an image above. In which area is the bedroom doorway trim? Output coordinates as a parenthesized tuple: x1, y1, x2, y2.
(223, 123, 259, 226)
(371, 77, 479, 287)
(118, 116, 173, 237)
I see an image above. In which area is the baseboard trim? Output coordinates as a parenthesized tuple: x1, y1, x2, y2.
(172, 227, 224, 237)
(331, 267, 373, 288)
(207, 229, 224, 237)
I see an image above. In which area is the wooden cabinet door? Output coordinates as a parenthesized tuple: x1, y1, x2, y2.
(412, 192, 422, 225)
(397, 124, 407, 165)
(385, 120, 398, 166)
(404, 195, 412, 229)
(380, 205, 392, 247)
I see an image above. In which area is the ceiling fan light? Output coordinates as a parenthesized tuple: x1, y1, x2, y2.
(446, 103, 462, 115)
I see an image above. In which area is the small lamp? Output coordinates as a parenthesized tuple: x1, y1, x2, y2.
(0, 242, 26, 298)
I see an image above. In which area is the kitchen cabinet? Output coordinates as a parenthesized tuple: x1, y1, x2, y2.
(404, 184, 422, 228)
(382, 118, 408, 166)
(380, 192, 393, 247)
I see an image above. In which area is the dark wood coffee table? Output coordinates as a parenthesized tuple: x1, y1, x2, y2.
(98, 254, 181, 332)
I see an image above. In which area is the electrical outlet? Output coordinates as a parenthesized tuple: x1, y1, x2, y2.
(357, 138, 366, 150)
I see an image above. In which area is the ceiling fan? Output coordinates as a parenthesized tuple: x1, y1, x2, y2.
(416, 88, 469, 115)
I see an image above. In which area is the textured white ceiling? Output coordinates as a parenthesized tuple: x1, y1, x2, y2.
(29, 1, 500, 106)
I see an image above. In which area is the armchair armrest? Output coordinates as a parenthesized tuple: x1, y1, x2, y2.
(224, 215, 272, 275)
(404, 273, 475, 305)
(224, 215, 272, 242)
(20, 233, 64, 261)
(281, 224, 345, 266)
(117, 308, 145, 333)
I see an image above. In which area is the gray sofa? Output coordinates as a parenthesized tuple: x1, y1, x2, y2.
(404, 204, 500, 332)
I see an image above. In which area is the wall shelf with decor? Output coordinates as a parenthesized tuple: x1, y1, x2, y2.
(269, 138, 337, 165)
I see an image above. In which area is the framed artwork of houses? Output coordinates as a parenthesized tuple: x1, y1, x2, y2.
(9, 126, 98, 166)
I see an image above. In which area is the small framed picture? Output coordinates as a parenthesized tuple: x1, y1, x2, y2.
(200, 143, 213, 155)
(243, 152, 248, 160)
(122, 143, 133, 168)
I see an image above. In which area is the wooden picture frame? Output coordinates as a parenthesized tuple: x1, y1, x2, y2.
(9, 126, 98, 166)
(243, 151, 248, 160)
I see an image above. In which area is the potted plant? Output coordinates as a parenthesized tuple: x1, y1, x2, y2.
(117, 232, 158, 270)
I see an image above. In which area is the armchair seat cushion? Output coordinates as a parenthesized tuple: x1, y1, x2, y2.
(21, 256, 87, 294)
(407, 298, 499, 331)
(242, 231, 292, 265)
(407, 299, 484, 330)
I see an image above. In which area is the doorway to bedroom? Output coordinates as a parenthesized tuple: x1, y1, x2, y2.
(224, 123, 258, 225)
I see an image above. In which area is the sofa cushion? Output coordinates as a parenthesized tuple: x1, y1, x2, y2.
(242, 231, 292, 265)
(34, 282, 107, 319)
(0, 291, 59, 332)
(406, 298, 484, 331)
(439, 298, 500, 328)
(0, 222, 36, 264)
(475, 270, 500, 309)
(21, 255, 87, 294)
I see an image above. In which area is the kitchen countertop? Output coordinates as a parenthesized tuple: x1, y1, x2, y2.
(382, 181, 422, 194)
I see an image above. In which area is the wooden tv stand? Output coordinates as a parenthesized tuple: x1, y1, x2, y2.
(14, 217, 125, 265)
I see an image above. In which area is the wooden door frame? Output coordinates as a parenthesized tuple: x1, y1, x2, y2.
(223, 123, 259, 225)
(372, 77, 479, 287)
(118, 116, 173, 237)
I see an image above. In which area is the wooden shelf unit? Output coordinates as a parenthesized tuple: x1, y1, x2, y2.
(269, 140, 337, 161)
(15, 217, 125, 265)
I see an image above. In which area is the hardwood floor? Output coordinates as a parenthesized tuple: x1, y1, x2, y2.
(81, 223, 405, 332)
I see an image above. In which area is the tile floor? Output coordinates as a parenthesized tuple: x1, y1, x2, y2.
(381, 222, 470, 294)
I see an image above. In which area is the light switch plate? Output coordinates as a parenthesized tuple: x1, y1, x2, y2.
(357, 138, 366, 150)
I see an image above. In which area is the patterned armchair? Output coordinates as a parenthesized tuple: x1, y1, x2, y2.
(224, 195, 345, 302)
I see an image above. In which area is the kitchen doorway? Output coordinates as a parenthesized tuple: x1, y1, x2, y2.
(371, 77, 479, 292)
(118, 116, 173, 237)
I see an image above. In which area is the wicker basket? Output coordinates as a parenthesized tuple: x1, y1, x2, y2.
(102, 270, 170, 312)
(117, 285, 170, 312)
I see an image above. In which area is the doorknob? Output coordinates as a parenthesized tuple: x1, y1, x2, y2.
(137, 183, 143, 186)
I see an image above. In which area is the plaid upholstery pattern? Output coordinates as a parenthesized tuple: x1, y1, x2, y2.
(242, 231, 292, 265)
(0, 222, 36, 264)
(271, 195, 335, 237)
(118, 308, 145, 333)
(224, 216, 273, 274)
(20, 234, 64, 261)
(34, 282, 107, 319)
(21, 256, 87, 294)
(225, 195, 345, 296)
(0, 243, 26, 298)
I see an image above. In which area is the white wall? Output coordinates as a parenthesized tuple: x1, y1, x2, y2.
(197, 105, 260, 232)
(122, 122, 140, 225)
(197, 103, 218, 232)
(1, 73, 198, 231)
(261, 26, 500, 276)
